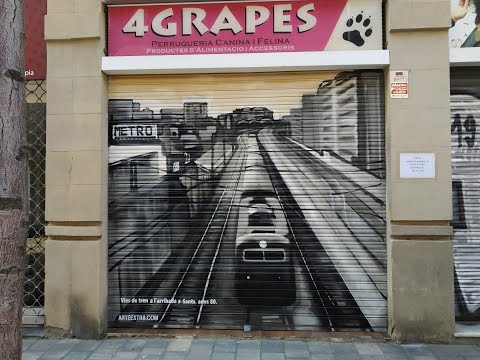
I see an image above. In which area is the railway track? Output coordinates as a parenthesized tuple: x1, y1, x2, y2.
(281, 136, 387, 268)
(270, 175, 337, 331)
(154, 140, 248, 327)
(194, 132, 372, 331)
(197, 134, 325, 331)
(114, 130, 379, 331)
(257, 131, 374, 331)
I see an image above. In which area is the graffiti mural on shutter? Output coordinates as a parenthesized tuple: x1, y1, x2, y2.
(451, 69, 480, 321)
(107, 70, 387, 331)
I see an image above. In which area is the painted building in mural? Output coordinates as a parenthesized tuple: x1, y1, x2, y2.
(39, 0, 480, 342)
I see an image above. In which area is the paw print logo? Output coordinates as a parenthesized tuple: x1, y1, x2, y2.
(343, 12, 373, 47)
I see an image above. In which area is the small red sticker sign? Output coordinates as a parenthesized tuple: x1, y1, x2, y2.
(390, 70, 409, 99)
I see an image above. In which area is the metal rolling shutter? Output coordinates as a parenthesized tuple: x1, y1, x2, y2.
(107, 71, 387, 332)
(451, 68, 480, 321)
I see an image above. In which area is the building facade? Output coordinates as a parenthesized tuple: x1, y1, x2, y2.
(41, 0, 479, 341)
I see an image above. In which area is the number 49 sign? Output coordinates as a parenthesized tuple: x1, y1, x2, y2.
(452, 113, 476, 149)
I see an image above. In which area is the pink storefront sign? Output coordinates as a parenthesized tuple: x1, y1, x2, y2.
(108, 0, 347, 56)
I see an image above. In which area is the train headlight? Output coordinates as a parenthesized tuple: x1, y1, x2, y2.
(259, 240, 267, 249)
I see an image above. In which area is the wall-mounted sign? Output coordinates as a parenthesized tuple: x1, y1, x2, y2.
(25, 0, 46, 80)
(107, 0, 383, 56)
(112, 124, 158, 140)
(390, 70, 408, 99)
(449, 0, 480, 48)
(400, 153, 436, 179)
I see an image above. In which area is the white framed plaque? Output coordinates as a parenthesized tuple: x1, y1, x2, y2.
(400, 153, 436, 179)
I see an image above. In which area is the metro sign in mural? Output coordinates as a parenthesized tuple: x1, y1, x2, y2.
(108, 0, 383, 56)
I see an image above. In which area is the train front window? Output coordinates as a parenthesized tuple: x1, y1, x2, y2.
(264, 250, 286, 262)
(243, 249, 286, 262)
(244, 250, 263, 261)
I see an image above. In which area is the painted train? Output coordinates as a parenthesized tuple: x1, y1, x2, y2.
(235, 136, 296, 306)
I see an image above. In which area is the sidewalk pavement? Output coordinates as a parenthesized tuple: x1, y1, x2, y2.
(22, 337, 480, 360)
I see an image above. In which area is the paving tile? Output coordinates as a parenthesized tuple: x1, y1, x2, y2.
(163, 351, 188, 360)
(95, 339, 126, 353)
(29, 340, 58, 352)
(237, 347, 260, 355)
(331, 354, 361, 360)
(433, 352, 466, 360)
(402, 344, 434, 357)
(355, 344, 383, 356)
(191, 339, 215, 346)
(190, 341, 214, 352)
(377, 344, 408, 355)
(120, 339, 148, 352)
(211, 352, 236, 360)
(187, 348, 212, 360)
(330, 343, 357, 354)
(87, 353, 115, 360)
(308, 342, 332, 354)
(167, 339, 192, 352)
(410, 356, 437, 360)
(429, 344, 480, 357)
(72, 340, 101, 352)
(49, 342, 76, 350)
(115, 351, 140, 360)
(261, 353, 286, 360)
(462, 356, 480, 360)
(310, 354, 335, 360)
(47, 343, 76, 354)
(89, 345, 118, 356)
(237, 348, 261, 360)
(373, 354, 410, 360)
(358, 356, 386, 360)
(140, 347, 166, 356)
(284, 341, 310, 358)
(214, 339, 238, 353)
(143, 339, 170, 350)
(137, 355, 162, 360)
(22, 352, 45, 360)
(38, 346, 74, 359)
(58, 339, 81, 345)
(261, 340, 285, 353)
(62, 352, 91, 360)
(237, 340, 261, 351)
(101, 339, 127, 347)
(23, 339, 38, 351)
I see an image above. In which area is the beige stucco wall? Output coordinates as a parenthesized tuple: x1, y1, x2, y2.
(385, 0, 455, 342)
(43, 0, 456, 340)
(44, 0, 108, 339)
